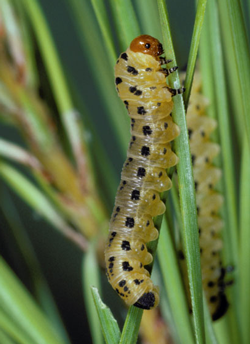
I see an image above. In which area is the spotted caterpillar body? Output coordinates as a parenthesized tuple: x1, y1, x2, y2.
(180, 74, 229, 320)
(105, 35, 180, 310)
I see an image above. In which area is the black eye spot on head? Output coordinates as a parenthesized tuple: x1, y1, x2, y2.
(141, 146, 150, 156)
(137, 167, 146, 178)
(152, 194, 156, 200)
(164, 122, 168, 129)
(163, 148, 167, 155)
(145, 43, 150, 49)
(141, 244, 145, 251)
(158, 171, 162, 177)
(145, 67, 152, 72)
(115, 77, 122, 85)
(121, 52, 128, 60)
(146, 220, 150, 226)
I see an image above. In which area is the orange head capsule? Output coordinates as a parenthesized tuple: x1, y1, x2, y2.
(130, 35, 163, 57)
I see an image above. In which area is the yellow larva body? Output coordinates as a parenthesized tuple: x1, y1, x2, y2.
(181, 74, 228, 320)
(105, 36, 180, 310)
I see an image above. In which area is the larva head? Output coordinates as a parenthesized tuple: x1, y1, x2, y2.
(130, 35, 163, 58)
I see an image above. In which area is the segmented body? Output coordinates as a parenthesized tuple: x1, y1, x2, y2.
(105, 36, 180, 310)
(181, 74, 228, 320)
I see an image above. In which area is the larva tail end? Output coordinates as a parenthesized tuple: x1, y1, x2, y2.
(133, 289, 159, 310)
(212, 294, 229, 321)
(134, 292, 156, 310)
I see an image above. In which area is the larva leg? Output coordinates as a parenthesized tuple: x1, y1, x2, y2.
(166, 86, 185, 96)
(162, 66, 178, 76)
(160, 57, 173, 65)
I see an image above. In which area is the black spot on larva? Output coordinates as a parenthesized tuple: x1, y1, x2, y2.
(212, 251, 217, 256)
(132, 136, 136, 141)
(121, 240, 131, 251)
(141, 146, 150, 156)
(157, 102, 161, 106)
(115, 77, 122, 85)
(119, 280, 126, 287)
(210, 296, 217, 303)
(121, 52, 128, 60)
(134, 292, 155, 310)
(129, 86, 137, 93)
(108, 256, 115, 262)
(135, 90, 142, 96)
(109, 262, 114, 269)
(201, 131, 205, 137)
(164, 122, 168, 129)
(143, 125, 152, 135)
(170, 113, 172, 117)
(123, 180, 127, 185)
(188, 129, 193, 139)
(208, 183, 213, 189)
(137, 106, 147, 115)
(137, 167, 146, 178)
(158, 172, 163, 177)
(146, 220, 150, 226)
(125, 157, 133, 166)
(140, 263, 143, 268)
(198, 228, 201, 235)
(152, 194, 156, 200)
(208, 281, 215, 288)
(131, 119, 135, 123)
(124, 100, 129, 109)
(127, 66, 138, 75)
(116, 288, 119, 293)
(122, 261, 133, 271)
(131, 190, 140, 200)
(197, 206, 200, 215)
(179, 250, 185, 260)
(145, 67, 152, 72)
(120, 293, 124, 297)
(163, 148, 167, 155)
(111, 232, 116, 237)
(134, 279, 140, 285)
(141, 244, 145, 251)
(191, 154, 196, 165)
(116, 59, 119, 64)
(116, 207, 120, 212)
(125, 217, 134, 228)
(212, 294, 229, 321)
(194, 181, 198, 190)
(124, 286, 128, 292)
(200, 248, 203, 254)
